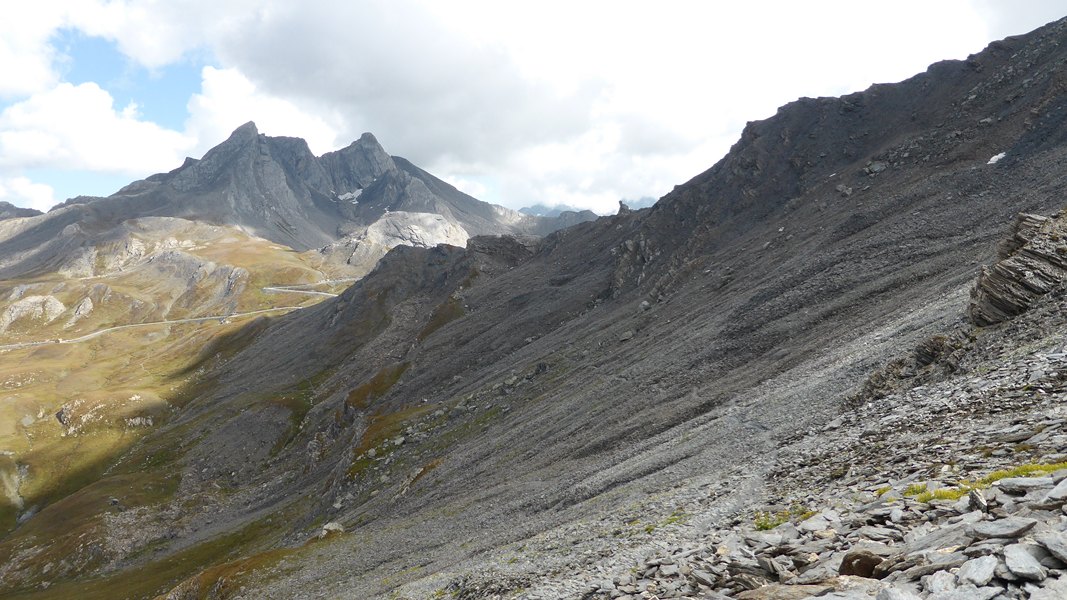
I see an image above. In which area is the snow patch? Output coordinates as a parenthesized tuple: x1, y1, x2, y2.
(337, 190, 363, 203)
(988, 152, 1006, 165)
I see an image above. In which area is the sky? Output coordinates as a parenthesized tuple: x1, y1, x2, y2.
(0, 1, 1064, 215)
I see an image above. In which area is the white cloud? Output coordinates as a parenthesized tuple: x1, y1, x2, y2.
(0, 2, 71, 98)
(0, 176, 55, 212)
(0, 82, 194, 173)
(65, 0, 262, 69)
(192, 0, 1032, 210)
(185, 67, 343, 156)
(441, 175, 488, 200)
(2, 1, 1066, 213)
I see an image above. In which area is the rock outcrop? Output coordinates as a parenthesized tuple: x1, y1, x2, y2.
(320, 211, 470, 276)
(0, 295, 65, 333)
(970, 213, 1067, 326)
(0, 202, 41, 221)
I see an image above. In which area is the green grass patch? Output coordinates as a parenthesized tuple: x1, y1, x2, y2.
(754, 504, 814, 531)
(980, 461, 1067, 484)
(173, 316, 274, 378)
(915, 488, 970, 503)
(345, 363, 410, 410)
(267, 371, 333, 456)
(416, 297, 465, 342)
(346, 402, 436, 479)
(903, 483, 928, 497)
(3, 514, 284, 600)
(904, 461, 1067, 504)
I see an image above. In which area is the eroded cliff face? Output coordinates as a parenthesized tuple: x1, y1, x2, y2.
(970, 212, 1067, 326)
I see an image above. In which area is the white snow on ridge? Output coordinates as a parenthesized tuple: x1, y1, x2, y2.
(337, 190, 363, 203)
(988, 152, 1006, 165)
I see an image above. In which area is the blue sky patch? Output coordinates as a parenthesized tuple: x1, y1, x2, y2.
(27, 167, 144, 204)
(53, 29, 204, 131)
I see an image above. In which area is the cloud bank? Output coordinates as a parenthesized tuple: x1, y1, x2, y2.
(0, 1, 1064, 213)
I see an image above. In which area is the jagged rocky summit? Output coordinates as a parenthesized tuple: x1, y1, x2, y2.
(0, 124, 595, 280)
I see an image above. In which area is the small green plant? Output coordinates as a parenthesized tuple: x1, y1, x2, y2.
(754, 504, 813, 530)
(980, 461, 1067, 485)
(874, 485, 891, 497)
(903, 483, 928, 497)
(754, 511, 789, 531)
(915, 488, 969, 503)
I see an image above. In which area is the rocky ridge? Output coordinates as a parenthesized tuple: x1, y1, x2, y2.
(0, 202, 41, 221)
(0, 125, 593, 281)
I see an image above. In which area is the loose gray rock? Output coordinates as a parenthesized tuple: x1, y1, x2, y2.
(1044, 478, 1067, 503)
(996, 477, 1054, 494)
(956, 555, 997, 586)
(1035, 530, 1067, 563)
(1004, 543, 1048, 581)
(967, 517, 1037, 539)
(924, 570, 956, 594)
(876, 587, 922, 600)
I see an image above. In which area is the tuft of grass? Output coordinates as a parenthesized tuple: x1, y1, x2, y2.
(754, 511, 788, 531)
(980, 461, 1067, 485)
(903, 461, 1067, 505)
(916, 488, 970, 503)
(754, 504, 813, 531)
(874, 485, 892, 497)
(903, 483, 928, 497)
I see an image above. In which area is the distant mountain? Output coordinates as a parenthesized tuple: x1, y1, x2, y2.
(520, 198, 656, 217)
(519, 203, 595, 217)
(622, 196, 657, 210)
(0, 124, 596, 279)
(0, 201, 41, 221)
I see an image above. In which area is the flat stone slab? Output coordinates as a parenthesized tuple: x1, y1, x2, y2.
(1044, 477, 1067, 503)
(1004, 543, 1048, 581)
(996, 477, 1054, 494)
(956, 555, 997, 586)
(1035, 530, 1067, 563)
(967, 517, 1037, 539)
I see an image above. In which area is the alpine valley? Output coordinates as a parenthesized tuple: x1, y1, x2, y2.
(4, 16, 1067, 600)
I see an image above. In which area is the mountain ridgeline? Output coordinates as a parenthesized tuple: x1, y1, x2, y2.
(0, 123, 595, 280)
(2, 16, 1067, 600)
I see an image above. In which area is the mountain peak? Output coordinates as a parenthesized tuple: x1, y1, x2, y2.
(320, 132, 396, 191)
(231, 121, 259, 137)
(214, 121, 261, 149)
